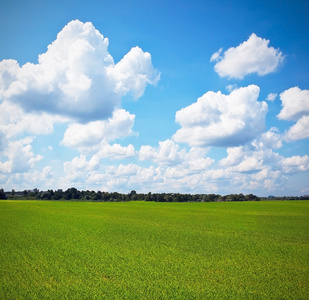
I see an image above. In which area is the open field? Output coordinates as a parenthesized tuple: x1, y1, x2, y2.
(0, 200, 308, 299)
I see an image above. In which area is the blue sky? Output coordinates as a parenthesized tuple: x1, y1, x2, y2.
(0, 0, 308, 196)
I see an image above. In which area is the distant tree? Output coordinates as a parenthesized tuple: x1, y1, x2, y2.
(152, 194, 157, 202)
(64, 187, 80, 200)
(245, 194, 259, 201)
(92, 192, 102, 201)
(202, 194, 215, 202)
(53, 190, 63, 200)
(238, 193, 245, 201)
(129, 190, 137, 200)
(156, 194, 164, 202)
(41, 192, 52, 200)
(145, 192, 152, 201)
(0, 189, 7, 200)
(226, 194, 237, 201)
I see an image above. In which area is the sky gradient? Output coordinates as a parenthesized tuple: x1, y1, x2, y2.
(0, 0, 308, 196)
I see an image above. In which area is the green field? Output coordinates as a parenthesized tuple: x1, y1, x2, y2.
(0, 200, 308, 299)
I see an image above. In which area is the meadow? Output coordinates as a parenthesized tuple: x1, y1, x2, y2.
(0, 200, 308, 299)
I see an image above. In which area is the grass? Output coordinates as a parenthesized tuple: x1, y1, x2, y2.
(0, 200, 308, 299)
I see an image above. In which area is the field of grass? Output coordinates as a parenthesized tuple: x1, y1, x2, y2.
(0, 200, 308, 299)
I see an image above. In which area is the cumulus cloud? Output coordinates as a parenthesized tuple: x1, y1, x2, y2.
(0, 100, 65, 181)
(60, 140, 215, 193)
(236, 156, 264, 173)
(0, 100, 59, 179)
(284, 116, 309, 141)
(139, 139, 214, 171)
(62, 154, 101, 184)
(226, 84, 238, 92)
(173, 85, 268, 147)
(64, 155, 100, 173)
(96, 144, 136, 160)
(266, 93, 277, 101)
(219, 144, 279, 174)
(61, 108, 136, 163)
(219, 146, 244, 166)
(89, 162, 215, 193)
(0, 100, 66, 139)
(1, 165, 55, 191)
(211, 33, 284, 79)
(61, 109, 135, 152)
(203, 147, 304, 193)
(256, 127, 282, 149)
(56, 135, 309, 194)
(210, 48, 223, 62)
(216, 144, 285, 192)
(0, 137, 42, 173)
(277, 87, 309, 121)
(280, 155, 309, 174)
(188, 156, 214, 172)
(139, 139, 185, 165)
(214, 131, 302, 191)
(277, 87, 309, 142)
(21, 166, 55, 189)
(0, 20, 159, 122)
(106, 47, 159, 99)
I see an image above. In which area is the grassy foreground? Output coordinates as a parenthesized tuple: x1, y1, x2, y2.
(0, 200, 308, 299)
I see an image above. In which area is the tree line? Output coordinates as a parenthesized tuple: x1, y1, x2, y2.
(1, 187, 308, 202)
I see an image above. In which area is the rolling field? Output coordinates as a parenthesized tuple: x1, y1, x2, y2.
(0, 200, 308, 299)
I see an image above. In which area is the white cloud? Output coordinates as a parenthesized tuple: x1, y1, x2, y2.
(236, 156, 263, 173)
(219, 146, 244, 166)
(0, 131, 4, 152)
(284, 116, 309, 141)
(257, 127, 282, 149)
(0, 137, 42, 173)
(280, 155, 309, 174)
(100, 162, 213, 193)
(61, 108, 137, 171)
(110, 163, 140, 177)
(188, 156, 214, 171)
(62, 144, 136, 188)
(277, 87, 309, 142)
(64, 155, 100, 173)
(266, 93, 277, 101)
(226, 84, 238, 92)
(107, 47, 160, 99)
(0, 20, 159, 122)
(216, 142, 290, 192)
(173, 85, 267, 147)
(0, 100, 65, 182)
(61, 109, 135, 152)
(139, 139, 185, 165)
(220, 146, 278, 174)
(29, 166, 54, 187)
(211, 33, 284, 79)
(60, 140, 216, 193)
(2, 166, 55, 191)
(62, 155, 101, 184)
(55, 138, 309, 195)
(0, 100, 66, 139)
(101, 164, 161, 192)
(277, 87, 309, 121)
(96, 143, 136, 160)
(210, 47, 223, 62)
(139, 139, 214, 170)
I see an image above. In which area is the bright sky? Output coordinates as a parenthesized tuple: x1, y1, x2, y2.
(0, 0, 308, 196)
